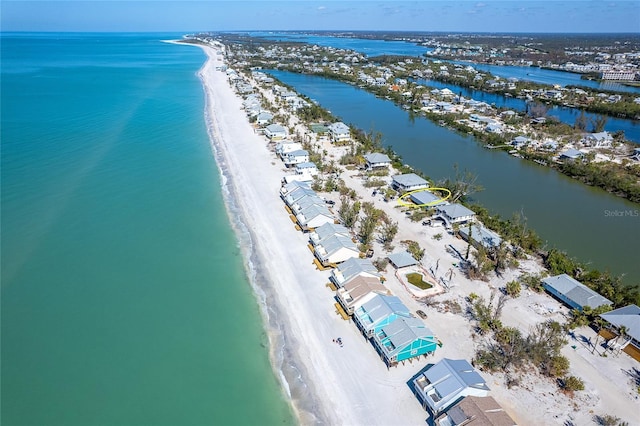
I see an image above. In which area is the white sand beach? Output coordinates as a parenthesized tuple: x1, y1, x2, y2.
(194, 42, 640, 426)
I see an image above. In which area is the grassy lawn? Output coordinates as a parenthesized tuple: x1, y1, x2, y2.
(406, 272, 433, 290)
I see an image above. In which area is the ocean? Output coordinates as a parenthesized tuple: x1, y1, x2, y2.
(1, 33, 295, 426)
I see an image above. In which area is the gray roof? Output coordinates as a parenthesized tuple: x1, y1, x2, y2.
(334, 258, 381, 283)
(316, 234, 358, 257)
(285, 187, 318, 205)
(297, 204, 333, 225)
(542, 274, 612, 309)
(364, 153, 392, 164)
(358, 294, 411, 328)
(437, 203, 475, 219)
(287, 149, 309, 157)
(392, 173, 428, 188)
(560, 148, 583, 159)
(313, 222, 350, 241)
(294, 195, 326, 211)
(409, 190, 444, 206)
(459, 224, 502, 249)
(295, 161, 317, 170)
(328, 121, 350, 134)
(600, 304, 640, 342)
(423, 359, 490, 399)
(256, 112, 273, 120)
(388, 251, 418, 268)
(379, 317, 436, 358)
(265, 123, 286, 133)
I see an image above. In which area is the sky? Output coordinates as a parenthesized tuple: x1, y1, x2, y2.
(2, 1, 640, 33)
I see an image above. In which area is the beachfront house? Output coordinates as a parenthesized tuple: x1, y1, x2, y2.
(387, 251, 418, 269)
(330, 258, 382, 288)
(313, 233, 360, 266)
(436, 203, 476, 227)
(276, 142, 303, 158)
(458, 224, 502, 250)
(391, 173, 429, 193)
(364, 153, 392, 170)
(265, 123, 287, 141)
(283, 185, 318, 209)
(309, 222, 351, 245)
(289, 194, 326, 216)
(542, 274, 612, 312)
(256, 112, 274, 125)
(294, 161, 319, 177)
(600, 305, 640, 361)
(413, 358, 490, 415)
(295, 204, 335, 232)
(353, 294, 412, 337)
(283, 149, 309, 166)
(328, 122, 351, 143)
(372, 317, 439, 366)
(435, 396, 517, 426)
(336, 276, 390, 315)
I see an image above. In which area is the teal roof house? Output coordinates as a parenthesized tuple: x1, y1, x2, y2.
(372, 317, 438, 366)
(353, 294, 411, 338)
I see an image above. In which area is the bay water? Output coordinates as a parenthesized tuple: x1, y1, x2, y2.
(1, 33, 294, 426)
(269, 70, 640, 286)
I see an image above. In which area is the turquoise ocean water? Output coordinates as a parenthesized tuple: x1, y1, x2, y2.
(1, 33, 294, 426)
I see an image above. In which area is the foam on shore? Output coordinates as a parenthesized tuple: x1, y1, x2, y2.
(196, 46, 327, 425)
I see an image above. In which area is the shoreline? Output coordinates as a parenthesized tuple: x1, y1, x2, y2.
(189, 40, 640, 426)
(196, 44, 327, 424)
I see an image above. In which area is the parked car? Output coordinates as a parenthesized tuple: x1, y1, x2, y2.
(416, 310, 428, 319)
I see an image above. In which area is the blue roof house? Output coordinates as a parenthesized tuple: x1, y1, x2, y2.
(353, 294, 412, 337)
(372, 317, 438, 366)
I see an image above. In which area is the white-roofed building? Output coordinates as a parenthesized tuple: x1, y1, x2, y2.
(313, 233, 360, 266)
(265, 123, 287, 141)
(283, 149, 309, 166)
(295, 204, 335, 231)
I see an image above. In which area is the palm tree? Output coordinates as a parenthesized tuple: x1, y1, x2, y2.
(614, 325, 630, 355)
(592, 317, 607, 355)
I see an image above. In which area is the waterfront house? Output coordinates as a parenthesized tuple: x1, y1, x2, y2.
(458, 224, 502, 250)
(280, 180, 310, 197)
(391, 173, 429, 193)
(387, 251, 418, 269)
(265, 124, 287, 141)
(336, 276, 390, 315)
(511, 135, 532, 149)
(282, 184, 316, 207)
(353, 294, 412, 337)
(409, 190, 446, 208)
(364, 153, 392, 170)
(283, 149, 310, 166)
(436, 203, 476, 227)
(583, 131, 613, 148)
(276, 142, 303, 158)
(485, 122, 504, 134)
(330, 257, 382, 288)
(294, 161, 319, 178)
(289, 194, 326, 215)
(542, 274, 612, 311)
(599, 304, 640, 361)
(328, 122, 351, 143)
(313, 233, 360, 266)
(435, 396, 517, 426)
(256, 112, 274, 126)
(372, 317, 439, 366)
(413, 358, 490, 415)
(309, 222, 350, 245)
(559, 148, 585, 161)
(295, 204, 335, 232)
